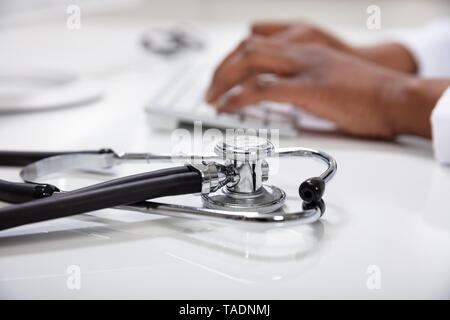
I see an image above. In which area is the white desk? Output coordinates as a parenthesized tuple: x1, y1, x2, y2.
(0, 15, 449, 299)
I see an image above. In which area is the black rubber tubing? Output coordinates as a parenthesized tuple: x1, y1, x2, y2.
(0, 166, 194, 204)
(0, 149, 113, 167)
(65, 166, 194, 195)
(0, 170, 202, 231)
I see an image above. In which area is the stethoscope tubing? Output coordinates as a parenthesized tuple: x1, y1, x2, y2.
(0, 167, 201, 231)
(62, 166, 194, 196)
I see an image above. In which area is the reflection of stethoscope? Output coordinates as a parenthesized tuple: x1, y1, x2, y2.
(0, 135, 337, 231)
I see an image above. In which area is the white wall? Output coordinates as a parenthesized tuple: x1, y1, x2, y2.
(2, 0, 449, 30)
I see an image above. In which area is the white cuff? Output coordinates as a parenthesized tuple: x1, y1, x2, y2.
(391, 18, 450, 78)
(431, 86, 450, 165)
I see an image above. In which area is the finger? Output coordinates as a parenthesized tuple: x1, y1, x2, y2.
(206, 39, 302, 103)
(251, 21, 291, 36)
(276, 25, 315, 42)
(215, 74, 333, 120)
(206, 36, 270, 102)
(205, 38, 250, 102)
(276, 24, 347, 51)
(215, 22, 293, 85)
(215, 75, 296, 113)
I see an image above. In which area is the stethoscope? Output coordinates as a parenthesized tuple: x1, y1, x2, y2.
(141, 25, 205, 56)
(0, 135, 337, 231)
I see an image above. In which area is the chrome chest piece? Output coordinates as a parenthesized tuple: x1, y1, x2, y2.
(202, 136, 285, 213)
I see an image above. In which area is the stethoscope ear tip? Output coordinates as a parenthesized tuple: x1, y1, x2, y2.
(299, 177, 326, 217)
(299, 177, 325, 203)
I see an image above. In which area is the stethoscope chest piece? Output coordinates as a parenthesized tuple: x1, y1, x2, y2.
(201, 136, 286, 213)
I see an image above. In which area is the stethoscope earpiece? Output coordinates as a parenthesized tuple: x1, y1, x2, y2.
(299, 177, 326, 216)
(299, 177, 326, 203)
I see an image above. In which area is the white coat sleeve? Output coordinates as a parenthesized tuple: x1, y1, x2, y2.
(393, 18, 450, 164)
(393, 18, 450, 78)
(431, 87, 450, 165)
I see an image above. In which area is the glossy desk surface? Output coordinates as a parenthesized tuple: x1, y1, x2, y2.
(0, 15, 449, 299)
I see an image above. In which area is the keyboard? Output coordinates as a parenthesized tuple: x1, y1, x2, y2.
(145, 59, 336, 137)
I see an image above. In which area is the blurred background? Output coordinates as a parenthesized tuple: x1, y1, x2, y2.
(0, 0, 449, 150)
(1, 0, 449, 26)
(1, 0, 449, 77)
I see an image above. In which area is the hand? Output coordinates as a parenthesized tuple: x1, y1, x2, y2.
(206, 37, 447, 139)
(250, 21, 418, 74)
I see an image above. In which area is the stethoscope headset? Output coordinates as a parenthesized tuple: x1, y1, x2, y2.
(0, 135, 337, 232)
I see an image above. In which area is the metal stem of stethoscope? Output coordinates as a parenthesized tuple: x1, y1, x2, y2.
(115, 147, 336, 182)
(20, 148, 336, 183)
